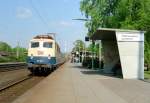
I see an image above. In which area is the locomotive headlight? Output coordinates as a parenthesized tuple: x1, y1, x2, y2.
(30, 54, 33, 59)
(48, 54, 51, 59)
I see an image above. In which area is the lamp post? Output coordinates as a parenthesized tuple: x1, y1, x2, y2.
(16, 41, 20, 59)
(91, 40, 95, 69)
(99, 40, 102, 69)
(72, 18, 95, 68)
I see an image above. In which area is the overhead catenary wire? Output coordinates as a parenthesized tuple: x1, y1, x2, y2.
(29, 0, 50, 32)
(29, 0, 59, 40)
(29, 0, 64, 52)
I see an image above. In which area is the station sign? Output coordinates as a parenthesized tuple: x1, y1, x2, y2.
(116, 31, 144, 42)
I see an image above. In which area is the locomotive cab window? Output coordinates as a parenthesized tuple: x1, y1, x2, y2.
(31, 42, 39, 48)
(43, 42, 52, 48)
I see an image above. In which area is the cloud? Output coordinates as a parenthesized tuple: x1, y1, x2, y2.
(59, 21, 75, 27)
(16, 7, 32, 19)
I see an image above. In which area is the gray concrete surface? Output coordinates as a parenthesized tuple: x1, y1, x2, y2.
(13, 62, 150, 103)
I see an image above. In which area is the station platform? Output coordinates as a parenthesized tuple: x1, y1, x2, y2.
(13, 62, 150, 103)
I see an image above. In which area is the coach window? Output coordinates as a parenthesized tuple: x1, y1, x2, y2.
(43, 42, 53, 48)
(31, 42, 39, 48)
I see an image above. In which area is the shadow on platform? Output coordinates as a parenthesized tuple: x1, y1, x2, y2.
(72, 64, 122, 78)
(71, 65, 86, 69)
(80, 70, 116, 77)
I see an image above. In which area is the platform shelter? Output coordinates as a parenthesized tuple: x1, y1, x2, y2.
(90, 28, 144, 79)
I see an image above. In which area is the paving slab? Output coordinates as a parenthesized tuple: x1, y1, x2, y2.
(13, 62, 150, 103)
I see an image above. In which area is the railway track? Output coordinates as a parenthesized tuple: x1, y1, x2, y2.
(0, 62, 66, 103)
(0, 75, 32, 92)
(0, 71, 44, 103)
(0, 62, 66, 91)
(0, 62, 27, 72)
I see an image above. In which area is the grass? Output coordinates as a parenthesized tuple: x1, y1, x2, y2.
(0, 55, 27, 63)
(144, 70, 150, 79)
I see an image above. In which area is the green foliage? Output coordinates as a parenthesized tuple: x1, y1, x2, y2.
(0, 42, 27, 62)
(144, 71, 150, 79)
(80, 0, 150, 30)
(0, 41, 12, 52)
(80, 0, 150, 64)
(87, 42, 101, 56)
(12, 47, 27, 62)
(73, 40, 85, 52)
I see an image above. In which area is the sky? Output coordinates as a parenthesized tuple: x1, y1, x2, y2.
(0, 0, 87, 52)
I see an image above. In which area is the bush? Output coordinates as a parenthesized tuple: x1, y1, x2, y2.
(82, 57, 101, 69)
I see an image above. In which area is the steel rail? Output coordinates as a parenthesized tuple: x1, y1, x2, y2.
(0, 75, 32, 92)
(0, 62, 27, 68)
(0, 62, 27, 72)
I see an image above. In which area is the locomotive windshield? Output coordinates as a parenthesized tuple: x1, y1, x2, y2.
(43, 42, 52, 48)
(31, 42, 39, 48)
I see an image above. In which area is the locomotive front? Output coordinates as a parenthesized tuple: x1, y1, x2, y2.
(27, 35, 56, 73)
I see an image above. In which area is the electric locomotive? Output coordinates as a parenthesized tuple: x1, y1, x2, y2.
(27, 34, 64, 74)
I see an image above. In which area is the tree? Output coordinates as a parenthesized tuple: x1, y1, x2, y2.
(0, 41, 12, 52)
(12, 47, 27, 61)
(0, 41, 27, 62)
(80, 0, 120, 35)
(73, 40, 86, 52)
(80, 0, 150, 64)
(80, 0, 150, 32)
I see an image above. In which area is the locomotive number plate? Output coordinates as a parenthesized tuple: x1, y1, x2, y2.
(37, 51, 43, 55)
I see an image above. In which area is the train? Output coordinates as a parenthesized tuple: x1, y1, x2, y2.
(27, 34, 65, 74)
